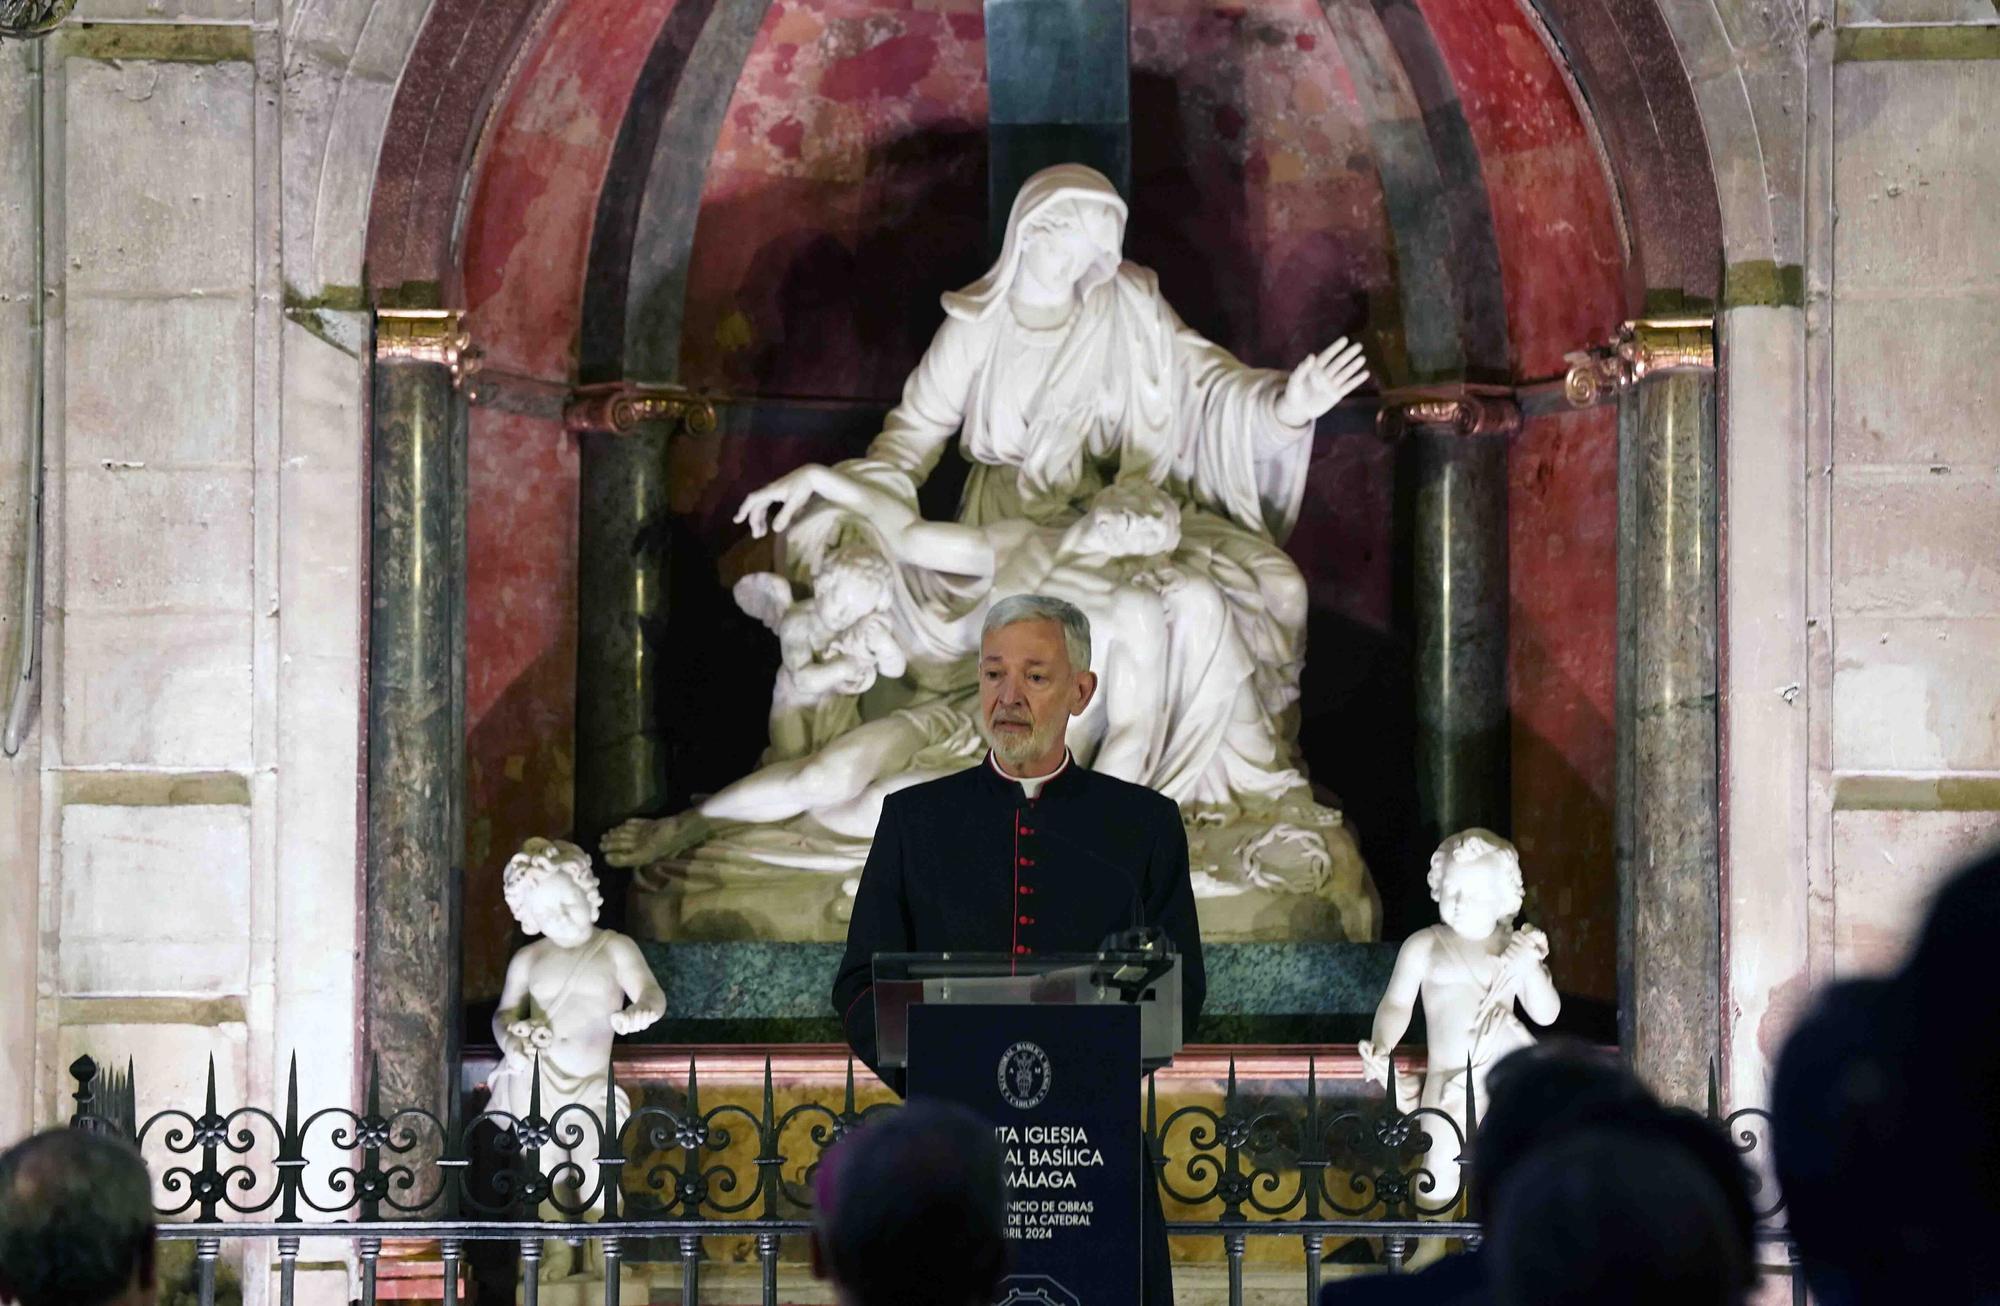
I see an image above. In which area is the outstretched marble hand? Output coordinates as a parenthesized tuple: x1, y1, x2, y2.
(1275, 337, 1370, 427)
(735, 465, 824, 538)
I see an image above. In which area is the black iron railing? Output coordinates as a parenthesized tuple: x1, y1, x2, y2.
(63, 1052, 1796, 1306)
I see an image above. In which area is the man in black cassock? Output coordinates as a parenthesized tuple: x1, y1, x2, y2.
(830, 593, 1206, 1306)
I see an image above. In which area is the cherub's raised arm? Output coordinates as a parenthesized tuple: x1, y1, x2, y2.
(1509, 926, 1562, 1027)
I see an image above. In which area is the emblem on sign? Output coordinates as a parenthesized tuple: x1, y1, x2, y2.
(997, 1041, 1053, 1109)
(995, 1274, 1081, 1306)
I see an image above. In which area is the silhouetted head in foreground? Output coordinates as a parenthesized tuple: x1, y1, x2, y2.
(1774, 847, 2000, 1304)
(1489, 1123, 1750, 1306)
(812, 1100, 1009, 1306)
(0, 1128, 156, 1306)
(1468, 1039, 1653, 1218)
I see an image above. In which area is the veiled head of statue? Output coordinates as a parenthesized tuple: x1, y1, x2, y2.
(942, 164, 1129, 322)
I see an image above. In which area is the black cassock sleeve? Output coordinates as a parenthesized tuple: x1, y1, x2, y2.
(1143, 795, 1207, 1042)
(830, 793, 913, 1088)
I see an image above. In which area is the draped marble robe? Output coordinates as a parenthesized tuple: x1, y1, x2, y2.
(831, 164, 1318, 807)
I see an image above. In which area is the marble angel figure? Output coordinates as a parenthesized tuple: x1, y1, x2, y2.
(1357, 829, 1560, 1209)
(813, 161, 1369, 768)
(487, 838, 664, 1225)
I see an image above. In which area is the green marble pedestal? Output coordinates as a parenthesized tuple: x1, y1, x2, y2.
(634, 941, 1399, 1044)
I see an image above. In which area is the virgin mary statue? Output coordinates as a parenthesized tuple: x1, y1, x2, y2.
(838, 162, 1365, 751)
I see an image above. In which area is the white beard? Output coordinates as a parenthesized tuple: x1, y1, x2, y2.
(981, 713, 1066, 772)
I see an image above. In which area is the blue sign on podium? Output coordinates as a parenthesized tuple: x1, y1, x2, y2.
(908, 1002, 1142, 1306)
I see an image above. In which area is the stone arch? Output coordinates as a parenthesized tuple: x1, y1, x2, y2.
(354, 0, 1767, 1096)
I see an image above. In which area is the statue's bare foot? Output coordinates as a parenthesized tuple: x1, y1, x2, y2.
(601, 812, 715, 867)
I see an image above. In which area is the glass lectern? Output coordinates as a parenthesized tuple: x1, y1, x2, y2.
(871, 949, 1185, 1071)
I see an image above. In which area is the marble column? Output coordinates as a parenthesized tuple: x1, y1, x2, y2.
(1591, 320, 1719, 1108)
(984, 0, 1131, 229)
(366, 310, 476, 1141)
(567, 387, 719, 856)
(1386, 397, 1518, 852)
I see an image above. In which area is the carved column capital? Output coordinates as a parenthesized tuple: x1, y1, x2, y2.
(563, 384, 719, 437)
(1375, 393, 1521, 441)
(1564, 317, 1715, 407)
(374, 309, 482, 395)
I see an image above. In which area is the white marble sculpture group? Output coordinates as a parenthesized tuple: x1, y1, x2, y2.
(601, 162, 1379, 943)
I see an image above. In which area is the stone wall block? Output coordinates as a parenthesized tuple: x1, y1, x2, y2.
(62, 611, 252, 767)
(1733, 44, 1807, 264)
(1832, 809, 2000, 974)
(0, 299, 29, 480)
(1714, 0, 1807, 53)
(63, 466, 254, 613)
(346, 0, 434, 85)
(1654, 0, 1737, 85)
(1838, 0, 2000, 24)
(66, 297, 253, 468)
(74, 0, 251, 18)
(1689, 69, 1786, 267)
(276, 651, 361, 882)
(282, 63, 394, 297)
(0, 45, 31, 291)
(59, 804, 252, 995)
(280, 470, 361, 658)
(1720, 305, 1810, 1106)
(280, 319, 363, 467)
(66, 60, 254, 296)
(1834, 617, 2000, 771)
(1834, 61, 2000, 291)
(0, 750, 37, 1141)
(55, 1020, 248, 1134)
(1834, 296, 2000, 465)
(1830, 473, 2000, 617)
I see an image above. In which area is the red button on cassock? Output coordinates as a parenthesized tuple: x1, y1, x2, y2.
(1018, 885, 1033, 895)
(1015, 945, 1029, 955)
(1019, 915, 1033, 925)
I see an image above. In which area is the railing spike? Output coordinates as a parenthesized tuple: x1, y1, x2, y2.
(1708, 1056, 1721, 1121)
(601, 1060, 621, 1221)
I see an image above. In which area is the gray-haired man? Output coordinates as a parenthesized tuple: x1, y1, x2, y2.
(830, 593, 1205, 1306)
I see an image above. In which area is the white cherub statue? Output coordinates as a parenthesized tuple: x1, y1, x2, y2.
(1357, 829, 1560, 1210)
(488, 837, 665, 1232)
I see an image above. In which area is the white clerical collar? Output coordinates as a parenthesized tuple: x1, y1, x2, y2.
(990, 749, 1071, 798)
